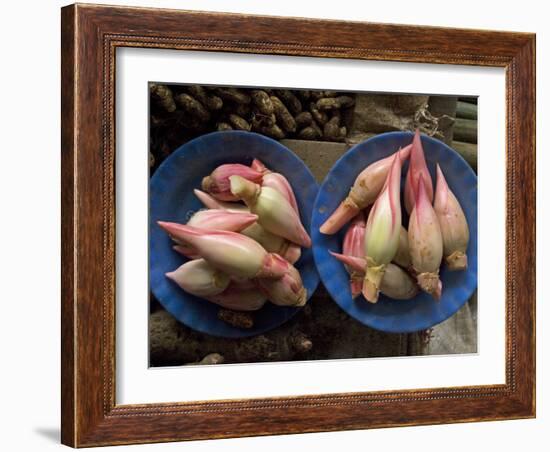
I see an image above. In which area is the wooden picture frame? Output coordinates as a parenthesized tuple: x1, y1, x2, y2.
(61, 3, 535, 447)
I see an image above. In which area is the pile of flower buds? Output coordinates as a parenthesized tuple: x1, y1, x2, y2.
(322, 129, 470, 303)
(158, 159, 311, 312)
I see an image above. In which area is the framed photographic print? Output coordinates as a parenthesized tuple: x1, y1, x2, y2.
(61, 3, 535, 447)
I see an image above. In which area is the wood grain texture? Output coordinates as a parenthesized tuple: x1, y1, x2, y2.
(61, 3, 536, 447)
(60, 5, 76, 446)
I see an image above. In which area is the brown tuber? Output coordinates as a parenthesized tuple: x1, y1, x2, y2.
(228, 114, 252, 131)
(274, 89, 302, 115)
(289, 331, 313, 353)
(295, 111, 313, 129)
(215, 87, 251, 105)
(310, 90, 339, 100)
(187, 85, 223, 111)
(323, 115, 346, 142)
(322, 110, 345, 141)
(232, 103, 252, 118)
(179, 115, 204, 131)
(251, 111, 277, 129)
(217, 122, 233, 131)
(296, 90, 311, 101)
(298, 125, 322, 140)
(316, 95, 355, 111)
(175, 93, 211, 122)
(250, 90, 274, 115)
(197, 353, 225, 365)
(271, 96, 297, 132)
(323, 114, 340, 136)
(150, 83, 176, 112)
(255, 123, 286, 140)
(218, 309, 254, 329)
(309, 102, 328, 125)
(311, 121, 323, 137)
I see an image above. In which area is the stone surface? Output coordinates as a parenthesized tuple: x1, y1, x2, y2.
(409, 292, 478, 355)
(150, 288, 408, 366)
(149, 92, 479, 366)
(280, 139, 348, 183)
(349, 93, 458, 144)
(428, 96, 458, 145)
(350, 94, 430, 134)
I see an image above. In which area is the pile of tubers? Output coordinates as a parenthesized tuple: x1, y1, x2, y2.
(322, 130, 470, 303)
(158, 159, 311, 313)
(150, 84, 355, 153)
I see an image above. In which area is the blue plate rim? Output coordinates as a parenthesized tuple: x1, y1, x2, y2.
(149, 130, 320, 338)
(312, 131, 478, 334)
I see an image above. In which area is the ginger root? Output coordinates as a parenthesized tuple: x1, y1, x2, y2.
(150, 83, 176, 112)
(228, 113, 251, 131)
(271, 96, 296, 133)
(175, 93, 210, 122)
(309, 101, 328, 125)
(218, 309, 254, 329)
(187, 85, 223, 111)
(274, 89, 302, 115)
(217, 122, 233, 131)
(251, 90, 274, 115)
(316, 95, 355, 111)
(215, 87, 251, 105)
(295, 111, 313, 129)
(298, 125, 322, 140)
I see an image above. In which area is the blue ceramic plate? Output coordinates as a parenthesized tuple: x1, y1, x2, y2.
(150, 131, 320, 338)
(312, 132, 478, 333)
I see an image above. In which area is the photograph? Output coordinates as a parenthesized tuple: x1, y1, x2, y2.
(148, 84, 478, 367)
(55, 2, 536, 447)
(1, 0, 545, 448)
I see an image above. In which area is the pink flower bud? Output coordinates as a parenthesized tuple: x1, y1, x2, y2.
(379, 263, 419, 300)
(404, 129, 434, 214)
(193, 189, 248, 212)
(157, 222, 288, 279)
(329, 251, 365, 298)
(434, 164, 470, 271)
(257, 264, 307, 307)
(393, 226, 412, 270)
(230, 175, 311, 248)
(204, 283, 267, 311)
(172, 244, 200, 260)
(330, 251, 366, 273)
(330, 253, 417, 300)
(408, 177, 443, 299)
(250, 158, 268, 173)
(240, 222, 301, 264)
(168, 211, 257, 259)
(343, 211, 366, 258)
(283, 243, 302, 265)
(362, 152, 403, 303)
(262, 172, 300, 213)
(187, 209, 258, 232)
(202, 163, 263, 201)
(194, 188, 301, 263)
(165, 259, 230, 297)
(341, 212, 366, 297)
(229, 276, 257, 290)
(252, 159, 299, 213)
(320, 145, 411, 235)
